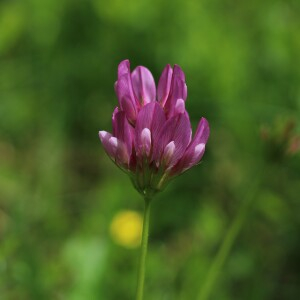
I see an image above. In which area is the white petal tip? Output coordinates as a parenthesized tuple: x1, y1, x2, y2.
(162, 141, 176, 165)
(109, 137, 118, 148)
(141, 128, 151, 140)
(175, 98, 185, 114)
(141, 128, 152, 156)
(99, 131, 108, 140)
(194, 143, 205, 156)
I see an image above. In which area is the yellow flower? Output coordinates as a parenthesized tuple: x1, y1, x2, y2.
(110, 210, 142, 248)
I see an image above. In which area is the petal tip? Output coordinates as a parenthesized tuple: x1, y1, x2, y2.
(118, 59, 131, 77)
(99, 130, 107, 140)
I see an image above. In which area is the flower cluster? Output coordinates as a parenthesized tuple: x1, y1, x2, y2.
(99, 60, 210, 196)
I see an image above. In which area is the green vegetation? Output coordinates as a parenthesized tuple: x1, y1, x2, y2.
(0, 0, 299, 299)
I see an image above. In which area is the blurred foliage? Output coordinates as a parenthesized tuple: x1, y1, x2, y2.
(0, 0, 300, 299)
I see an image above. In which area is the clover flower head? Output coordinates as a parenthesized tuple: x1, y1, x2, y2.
(99, 60, 210, 197)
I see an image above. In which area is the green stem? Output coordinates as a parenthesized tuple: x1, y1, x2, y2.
(197, 172, 263, 300)
(197, 199, 250, 300)
(136, 197, 152, 300)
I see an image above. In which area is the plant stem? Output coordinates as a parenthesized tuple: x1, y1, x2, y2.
(197, 172, 263, 300)
(197, 198, 250, 300)
(135, 196, 152, 300)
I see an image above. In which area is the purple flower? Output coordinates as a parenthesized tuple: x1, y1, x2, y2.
(99, 60, 210, 196)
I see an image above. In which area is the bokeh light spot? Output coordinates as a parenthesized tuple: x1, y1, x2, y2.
(110, 210, 143, 249)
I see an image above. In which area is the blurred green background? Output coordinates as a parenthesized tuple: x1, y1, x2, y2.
(1, 0, 300, 299)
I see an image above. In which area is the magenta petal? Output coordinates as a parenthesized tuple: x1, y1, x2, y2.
(118, 59, 130, 78)
(161, 141, 175, 166)
(165, 77, 188, 117)
(190, 117, 210, 147)
(121, 96, 138, 123)
(115, 73, 139, 123)
(140, 128, 152, 156)
(99, 131, 116, 158)
(112, 110, 134, 156)
(169, 65, 187, 105)
(174, 98, 185, 115)
(157, 64, 173, 106)
(135, 102, 166, 158)
(172, 118, 210, 174)
(99, 131, 130, 166)
(153, 113, 192, 168)
(131, 66, 156, 105)
(112, 107, 119, 123)
(173, 64, 186, 82)
(163, 64, 187, 116)
(172, 77, 187, 102)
